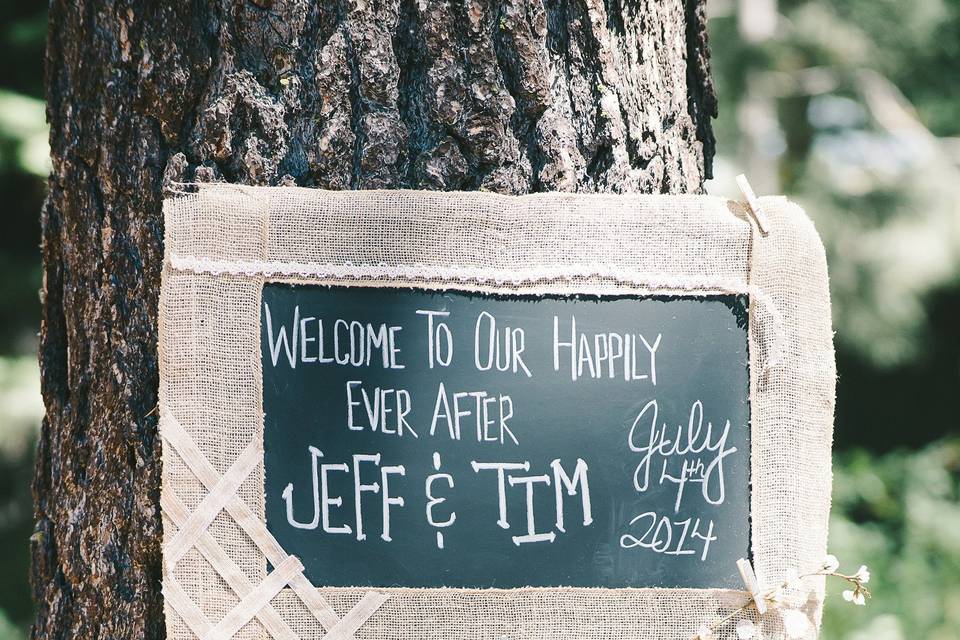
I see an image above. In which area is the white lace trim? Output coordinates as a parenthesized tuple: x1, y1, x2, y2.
(171, 253, 740, 289)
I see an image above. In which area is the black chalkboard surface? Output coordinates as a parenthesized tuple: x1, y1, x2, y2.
(261, 284, 750, 589)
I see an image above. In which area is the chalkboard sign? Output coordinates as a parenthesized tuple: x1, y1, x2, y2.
(261, 285, 751, 589)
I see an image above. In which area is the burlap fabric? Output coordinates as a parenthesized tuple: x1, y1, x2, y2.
(159, 185, 835, 640)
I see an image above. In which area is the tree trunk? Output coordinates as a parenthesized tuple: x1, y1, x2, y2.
(32, 1, 715, 638)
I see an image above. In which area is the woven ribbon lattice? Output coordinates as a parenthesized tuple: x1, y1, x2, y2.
(161, 410, 389, 640)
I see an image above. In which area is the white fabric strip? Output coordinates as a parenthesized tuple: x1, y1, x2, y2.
(165, 439, 263, 566)
(202, 555, 304, 640)
(321, 591, 392, 640)
(161, 409, 387, 637)
(163, 577, 213, 638)
(161, 491, 299, 640)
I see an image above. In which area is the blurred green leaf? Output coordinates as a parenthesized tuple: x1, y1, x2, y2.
(4, 13, 46, 50)
(0, 607, 24, 640)
(0, 89, 48, 177)
(823, 440, 960, 638)
(708, 1, 960, 370)
(0, 356, 42, 461)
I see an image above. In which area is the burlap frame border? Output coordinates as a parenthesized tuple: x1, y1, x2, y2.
(159, 185, 835, 640)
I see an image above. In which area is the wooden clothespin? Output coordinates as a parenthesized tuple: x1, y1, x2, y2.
(736, 174, 771, 235)
(736, 557, 768, 614)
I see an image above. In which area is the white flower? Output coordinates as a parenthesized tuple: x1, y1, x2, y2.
(735, 619, 758, 639)
(781, 609, 810, 638)
(854, 565, 870, 584)
(767, 585, 785, 605)
(842, 589, 866, 605)
(695, 625, 715, 640)
(822, 554, 840, 573)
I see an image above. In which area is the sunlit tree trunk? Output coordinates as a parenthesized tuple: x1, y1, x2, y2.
(32, 1, 715, 637)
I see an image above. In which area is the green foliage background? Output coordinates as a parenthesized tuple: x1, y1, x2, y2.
(0, 1, 957, 638)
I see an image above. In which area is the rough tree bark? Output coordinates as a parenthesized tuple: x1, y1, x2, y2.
(33, 1, 715, 638)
